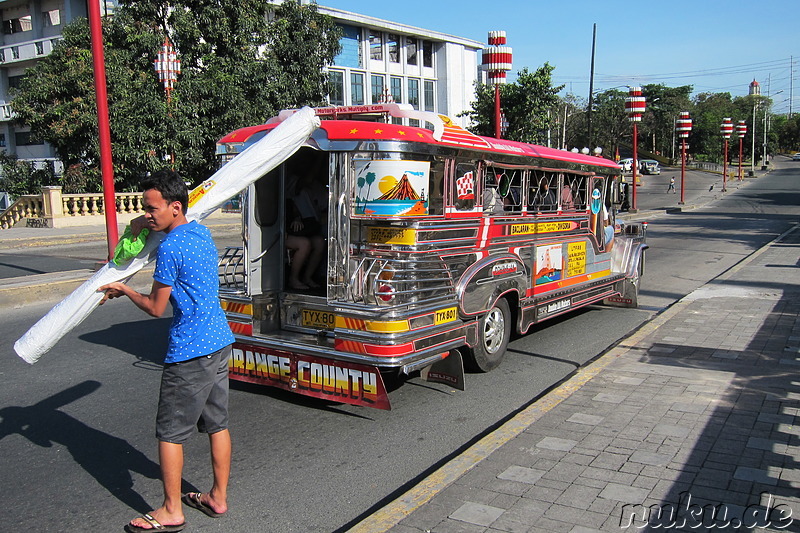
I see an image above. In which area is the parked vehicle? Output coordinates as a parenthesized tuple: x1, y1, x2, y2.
(640, 160, 661, 175)
(792, 153, 800, 161)
(618, 158, 633, 172)
(215, 104, 647, 410)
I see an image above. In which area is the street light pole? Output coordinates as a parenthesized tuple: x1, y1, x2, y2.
(736, 120, 747, 181)
(675, 112, 692, 205)
(720, 118, 733, 192)
(625, 87, 646, 212)
(482, 31, 512, 139)
(87, 0, 117, 260)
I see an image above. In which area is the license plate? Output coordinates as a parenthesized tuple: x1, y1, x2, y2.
(301, 309, 336, 329)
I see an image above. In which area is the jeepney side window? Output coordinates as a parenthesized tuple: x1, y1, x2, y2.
(482, 167, 503, 215)
(427, 157, 445, 216)
(453, 162, 477, 211)
(565, 174, 588, 211)
(500, 168, 523, 213)
(528, 170, 558, 212)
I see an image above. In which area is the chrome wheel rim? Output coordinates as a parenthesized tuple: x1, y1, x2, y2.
(483, 307, 505, 354)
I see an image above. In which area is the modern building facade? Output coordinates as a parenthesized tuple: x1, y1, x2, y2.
(318, 4, 483, 127)
(0, 0, 115, 172)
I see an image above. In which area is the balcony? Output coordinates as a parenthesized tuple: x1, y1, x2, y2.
(0, 36, 60, 66)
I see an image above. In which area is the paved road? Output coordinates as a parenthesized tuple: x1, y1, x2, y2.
(0, 160, 795, 532)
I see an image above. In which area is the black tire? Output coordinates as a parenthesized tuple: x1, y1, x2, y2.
(464, 298, 511, 372)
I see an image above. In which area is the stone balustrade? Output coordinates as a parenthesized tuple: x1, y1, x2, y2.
(1, 186, 238, 229)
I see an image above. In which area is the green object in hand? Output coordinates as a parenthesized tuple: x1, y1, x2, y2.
(113, 226, 150, 266)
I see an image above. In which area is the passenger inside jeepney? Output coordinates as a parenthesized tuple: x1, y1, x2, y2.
(532, 177, 556, 211)
(285, 163, 328, 290)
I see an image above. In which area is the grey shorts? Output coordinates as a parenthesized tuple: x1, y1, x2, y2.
(156, 345, 232, 444)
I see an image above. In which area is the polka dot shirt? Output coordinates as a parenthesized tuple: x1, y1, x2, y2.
(154, 221, 234, 363)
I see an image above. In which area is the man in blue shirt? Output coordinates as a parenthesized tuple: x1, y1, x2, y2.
(100, 170, 234, 532)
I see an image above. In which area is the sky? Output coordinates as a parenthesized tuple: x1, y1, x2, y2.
(319, 0, 798, 114)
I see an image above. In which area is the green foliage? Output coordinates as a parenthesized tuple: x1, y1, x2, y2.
(464, 64, 563, 144)
(9, 0, 341, 193)
(0, 153, 57, 198)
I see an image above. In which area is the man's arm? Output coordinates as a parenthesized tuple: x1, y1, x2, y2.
(99, 280, 172, 317)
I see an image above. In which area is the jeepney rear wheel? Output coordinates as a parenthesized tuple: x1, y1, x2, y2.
(465, 298, 511, 372)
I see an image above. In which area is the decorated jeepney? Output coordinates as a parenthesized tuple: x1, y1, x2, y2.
(216, 104, 647, 410)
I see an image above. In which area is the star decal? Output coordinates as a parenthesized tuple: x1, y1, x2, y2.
(349, 128, 359, 134)
(417, 132, 425, 138)
(374, 129, 383, 134)
(398, 130, 406, 135)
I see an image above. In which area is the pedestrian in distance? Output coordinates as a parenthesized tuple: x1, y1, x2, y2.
(99, 170, 234, 533)
(667, 176, 676, 194)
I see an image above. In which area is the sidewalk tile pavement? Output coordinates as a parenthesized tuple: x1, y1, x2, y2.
(385, 224, 800, 532)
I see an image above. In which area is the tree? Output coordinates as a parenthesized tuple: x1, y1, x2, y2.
(10, 0, 341, 193)
(463, 64, 563, 145)
(587, 88, 627, 157)
(639, 84, 692, 160)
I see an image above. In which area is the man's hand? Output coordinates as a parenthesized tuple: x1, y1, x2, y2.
(290, 218, 304, 233)
(98, 282, 127, 305)
(129, 215, 149, 239)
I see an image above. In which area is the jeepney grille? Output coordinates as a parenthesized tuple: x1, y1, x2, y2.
(219, 246, 246, 292)
(350, 255, 454, 307)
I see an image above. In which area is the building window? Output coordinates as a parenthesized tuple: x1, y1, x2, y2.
(7, 75, 24, 90)
(35, 41, 44, 55)
(0, 134, 6, 147)
(371, 74, 384, 104)
(351, 72, 364, 105)
(408, 79, 420, 109)
(335, 24, 362, 69)
(390, 77, 402, 103)
(422, 40, 434, 68)
(406, 38, 418, 66)
(329, 70, 344, 106)
(15, 132, 43, 146)
(424, 80, 435, 112)
(369, 31, 382, 61)
(3, 15, 33, 34)
(43, 9, 61, 27)
(387, 34, 399, 63)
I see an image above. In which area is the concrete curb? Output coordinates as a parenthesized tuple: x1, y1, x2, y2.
(0, 267, 156, 310)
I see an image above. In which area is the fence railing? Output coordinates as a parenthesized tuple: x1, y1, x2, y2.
(2, 187, 148, 229)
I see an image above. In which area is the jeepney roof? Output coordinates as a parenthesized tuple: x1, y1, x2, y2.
(218, 117, 619, 171)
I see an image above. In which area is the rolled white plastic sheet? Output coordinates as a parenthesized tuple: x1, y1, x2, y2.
(15, 106, 320, 364)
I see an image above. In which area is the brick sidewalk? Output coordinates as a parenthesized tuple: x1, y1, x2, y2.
(352, 224, 800, 532)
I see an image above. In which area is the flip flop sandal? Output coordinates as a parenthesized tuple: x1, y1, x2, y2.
(182, 492, 225, 518)
(126, 513, 185, 532)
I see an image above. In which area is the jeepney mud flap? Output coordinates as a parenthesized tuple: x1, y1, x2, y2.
(420, 350, 465, 391)
(228, 344, 391, 410)
(603, 278, 639, 308)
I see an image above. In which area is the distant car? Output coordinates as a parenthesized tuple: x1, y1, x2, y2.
(792, 153, 800, 161)
(640, 160, 661, 175)
(618, 158, 633, 172)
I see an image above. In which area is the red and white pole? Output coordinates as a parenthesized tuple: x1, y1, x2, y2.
(720, 118, 733, 192)
(675, 111, 692, 205)
(482, 31, 511, 138)
(736, 120, 747, 181)
(625, 87, 646, 212)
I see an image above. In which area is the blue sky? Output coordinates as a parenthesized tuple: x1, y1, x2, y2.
(320, 0, 798, 114)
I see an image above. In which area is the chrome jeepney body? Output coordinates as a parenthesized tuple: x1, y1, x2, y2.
(217, 105, 647, 410)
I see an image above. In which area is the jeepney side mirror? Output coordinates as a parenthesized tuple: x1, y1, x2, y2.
(610, 180, 621, 205)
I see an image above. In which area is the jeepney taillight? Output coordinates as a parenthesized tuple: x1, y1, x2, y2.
(377, 284, 395, 302)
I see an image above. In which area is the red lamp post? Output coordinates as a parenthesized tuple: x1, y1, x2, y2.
(736, 120, 747, 181)
(720, 118, 733, 192)
(87, 0, 117, 260)
(625, 87, 646, 212)
(482, 31, 512, 138)
(675, 111, 692, 205)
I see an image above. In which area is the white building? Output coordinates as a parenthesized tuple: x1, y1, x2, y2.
(318, 4, 483, 127)
(0, 0, 115, 172)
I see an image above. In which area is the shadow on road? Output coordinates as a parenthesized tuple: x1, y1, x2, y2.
(0, 380, 166, 514)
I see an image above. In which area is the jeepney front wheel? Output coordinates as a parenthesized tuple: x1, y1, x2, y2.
(465, 298, 511, 372)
